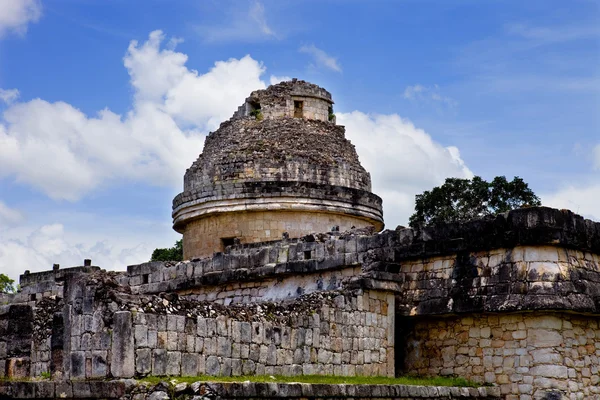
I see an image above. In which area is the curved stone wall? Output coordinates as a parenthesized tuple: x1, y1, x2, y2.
(182, 210, 376, 259)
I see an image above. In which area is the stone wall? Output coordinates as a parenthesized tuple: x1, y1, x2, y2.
(0, 380, 502, 399)
(390, 244, 600, 316)
(181, 211, 374, 259)
(0, 304, 33, 379)
(100, 289, 394, 379)
(401, 312, 600, 399)
(179, 266, 362, 305)
(232, 79, 334, 122)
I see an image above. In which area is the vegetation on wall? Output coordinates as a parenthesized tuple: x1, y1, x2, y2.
(409, 176, 541, 228)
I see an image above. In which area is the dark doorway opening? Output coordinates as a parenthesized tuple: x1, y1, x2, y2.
(294, 100, 303, 118)
(394, 314, 414, 377)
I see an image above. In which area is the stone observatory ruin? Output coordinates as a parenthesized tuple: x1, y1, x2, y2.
(173, 79, 384, 259)
(0, 80, 599, 400)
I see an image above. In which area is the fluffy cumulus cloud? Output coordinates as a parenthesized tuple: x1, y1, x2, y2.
(0, 30, 267, 201)
(0, 0, 41, 37)
(338, 112, 473, 227)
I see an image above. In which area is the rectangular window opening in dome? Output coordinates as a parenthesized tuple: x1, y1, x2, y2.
(221, 237, 236, 251)
(294, 100, 303, 118)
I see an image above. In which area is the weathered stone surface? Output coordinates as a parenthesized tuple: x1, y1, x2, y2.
(110, 311, 135, 378)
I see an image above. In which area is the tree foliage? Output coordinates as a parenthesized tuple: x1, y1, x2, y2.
(0, 274, 16, 294)
(151, 239, 183, 262)
(408, 176, 541, 228)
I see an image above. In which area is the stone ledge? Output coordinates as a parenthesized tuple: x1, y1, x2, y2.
(399, 206, 600, 258)
(0, 380, 501, 399)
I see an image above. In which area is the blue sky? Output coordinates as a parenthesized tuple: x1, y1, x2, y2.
(0, 0, 598, 280)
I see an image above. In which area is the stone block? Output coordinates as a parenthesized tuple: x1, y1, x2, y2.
(91, 351, 108, 378)
(134, 325, 148, 347)
(70, 352, 85, 379)
(136, 349, 151, 375)
(152, 349, 167, 376)
(217, 337, 232, 357)
(206, 355, 220, 376)
(182, 353, 198, 377)
(110, 311, 135, 378)
(166, 351, 181, 375)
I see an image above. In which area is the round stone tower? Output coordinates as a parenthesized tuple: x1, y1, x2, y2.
(173, 79, 384, 259)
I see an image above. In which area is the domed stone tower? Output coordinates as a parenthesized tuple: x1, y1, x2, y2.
(173, 79, 384, 259)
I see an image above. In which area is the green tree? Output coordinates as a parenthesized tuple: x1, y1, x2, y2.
(409, 176, 541, 228)
(151, 239, 183, 262)
(0, 274, 16, 294)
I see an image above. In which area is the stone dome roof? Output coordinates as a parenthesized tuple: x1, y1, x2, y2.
(172, 80, 383, 251)
(182, 117, 372, 192)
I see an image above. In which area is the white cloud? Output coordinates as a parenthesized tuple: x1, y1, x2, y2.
(249, 1, 274, 37)
(0, 0, 41, 38)
(299, 45, 342, 72)
(403, 84, 457, 108)
(338, 111, 473, 228)
(0, 30, 267, 201)
(197, 1, 277, 43)
(0, 201, 23, 226)
(542, 144, 600, 221)
(0, 222, 160, 281)
(0, 88, 19, 104)
(543, 184, 600, 221)
(269, 75, 292, 85)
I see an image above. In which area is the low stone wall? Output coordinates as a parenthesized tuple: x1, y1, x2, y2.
(0, 380, 502, 399)
(401, 312, 600, 399)
(125, 289, 394, 378)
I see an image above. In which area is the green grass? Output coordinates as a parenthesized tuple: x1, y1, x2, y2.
(139, 374, 481, 388)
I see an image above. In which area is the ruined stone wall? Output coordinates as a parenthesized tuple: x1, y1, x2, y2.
(402, 312, 600, 399)
(0, 380, 501, 400)
(181, 211, 373, 259)
(232, 79, 334, 122)
(0, 305, 33, 379)
(392, 245, 600, 316)
(129, 289, 394, 378)
(256, 96, 330, 121)
(179, 266, 362, 305)
(58, 282, 394, 380)
(126, 234, 369, 297)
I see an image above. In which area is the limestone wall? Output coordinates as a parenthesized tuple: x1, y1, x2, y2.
(181, 211, 373, 259)
(179, 266, 362, 305)
(0, 380, 502, 399)
(130, 290, 394, 378)
(392, 244, 600, 316)
(402, 312, 600, 399)
(60, 285, 394, 380)
(256, 96, 330, 121)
